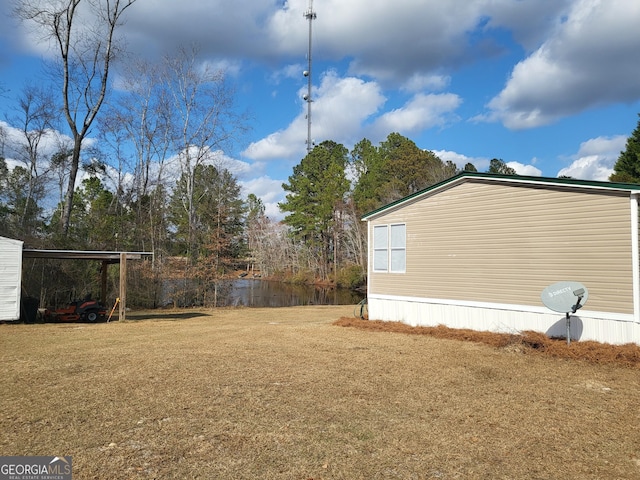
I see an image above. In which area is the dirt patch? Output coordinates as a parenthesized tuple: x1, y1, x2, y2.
(2, 306, 640, 479)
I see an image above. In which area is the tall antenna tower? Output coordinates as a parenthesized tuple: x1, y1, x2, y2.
(303, 0, 316, 153)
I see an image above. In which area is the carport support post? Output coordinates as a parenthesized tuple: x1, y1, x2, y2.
(119, 252, 127, 321)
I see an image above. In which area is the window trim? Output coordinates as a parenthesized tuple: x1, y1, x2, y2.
(372, 223, 406, 273)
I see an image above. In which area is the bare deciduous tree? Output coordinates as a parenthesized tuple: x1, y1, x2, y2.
(14, 0, 138, 234)
(10, 85, 57, 229)
(162, 44, 245, 260)
(98, 57, 173, 257)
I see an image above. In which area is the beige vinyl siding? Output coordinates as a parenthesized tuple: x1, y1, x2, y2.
(369, 180, 634, 314)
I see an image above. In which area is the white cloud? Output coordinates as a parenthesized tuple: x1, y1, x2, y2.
(486, 0, 640, 129)
(241, 124, 306, 162)
(310, 0, 485, 84)
(116, 0, 563, 88)
(312, 72, 385, 141)
(557, 135, 625, 180)
(122, 0, 277, 60)
(557, 155, 613, 181)
(243, 72, 464, 163)
(484, 0, 573, 51)
(214, 151, 257, 179)
(243, 71, 385, 162)
(16, 0, 627, 111)
(506, 161, 542, 176)
(434, 150, 490, 171)
(433, 150, 541, 175)
(239, 176, 285, 221)
(574, 135, 627, 158)
(371, 93, 461, 139)
(401, 74, 451, 93)
(0, 121, 90, 174)
(269, 64, 305, 84)
(201, 58, 243, 78)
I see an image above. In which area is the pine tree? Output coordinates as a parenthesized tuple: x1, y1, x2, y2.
(610, 114, 640, 183)
(488, 158, 517, 175)
(280, 141, 350, 279)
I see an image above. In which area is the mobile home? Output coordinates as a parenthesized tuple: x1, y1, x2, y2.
(363, 173, 640, 345)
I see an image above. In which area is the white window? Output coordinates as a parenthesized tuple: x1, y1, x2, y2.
(372, 223, 406, 273)
(390, 224, 406, 273)
(373, 225, 388, 271)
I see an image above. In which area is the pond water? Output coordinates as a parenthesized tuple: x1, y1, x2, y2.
(161, 278, 365, 308)
(228, 278, 365, 307)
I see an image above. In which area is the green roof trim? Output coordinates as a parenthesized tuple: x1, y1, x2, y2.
(361, 171, 640, 220)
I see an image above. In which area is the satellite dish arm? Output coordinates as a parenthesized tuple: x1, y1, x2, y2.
(571, 288, 585, 314)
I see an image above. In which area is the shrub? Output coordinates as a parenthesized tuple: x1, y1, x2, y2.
(289, 270, 315, 285)
(336, 265, 365, 289)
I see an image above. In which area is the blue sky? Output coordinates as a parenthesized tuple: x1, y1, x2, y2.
(1, 0, 640, 219)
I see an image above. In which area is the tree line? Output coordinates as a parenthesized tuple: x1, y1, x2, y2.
(0, 99, 516, 308)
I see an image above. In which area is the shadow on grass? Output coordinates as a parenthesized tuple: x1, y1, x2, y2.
(126, 312, 210, 322)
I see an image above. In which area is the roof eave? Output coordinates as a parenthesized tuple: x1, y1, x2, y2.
(361, 172, 640, 221)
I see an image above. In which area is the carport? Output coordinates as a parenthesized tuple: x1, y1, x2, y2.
(22, 249, 153, 321)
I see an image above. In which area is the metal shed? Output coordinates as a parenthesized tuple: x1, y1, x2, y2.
(0, 236, 24, 321)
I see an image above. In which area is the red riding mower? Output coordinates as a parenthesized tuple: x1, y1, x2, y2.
(42, 295, 107, 323)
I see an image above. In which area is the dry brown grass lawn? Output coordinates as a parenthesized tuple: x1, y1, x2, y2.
(2, 306, 640, 479)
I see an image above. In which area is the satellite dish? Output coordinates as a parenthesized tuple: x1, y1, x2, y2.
(541, 281, 588, 313)
(541, 281, 588, 345)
